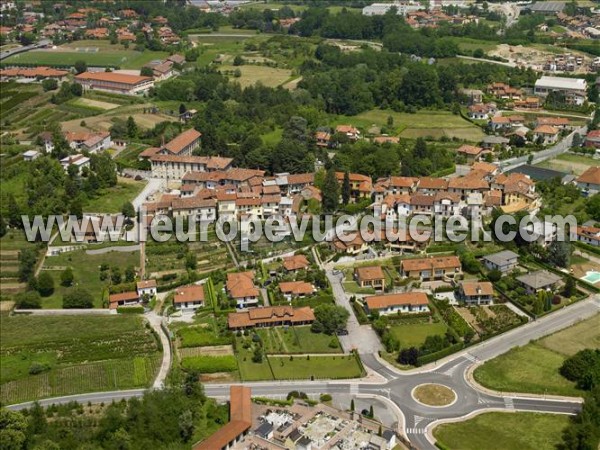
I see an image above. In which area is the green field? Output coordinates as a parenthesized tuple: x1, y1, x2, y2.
(537, 153, 598, 176)
(257, 326, 342, 354)
(0, 230, 41, 297)
(474, 314, 600, 396)
(3, 46, 168, 69)
(389, 321, 448, 348)
(40, 249, 140, 308)
(334, 109, 485, 142)
(220, 64, 293, 88)
(85, 178, 146, 213)
(0, 315, 161, 404)
(269, 354, 363, 380)
(433, 412, 569, 450)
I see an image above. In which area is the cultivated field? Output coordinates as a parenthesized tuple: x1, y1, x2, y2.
(220, 64, 293, 88)
(474, 314, 600, 396)
(433, 412, 569, 450)
(0, 315, 161, 404)
(0, 231, 41, 297)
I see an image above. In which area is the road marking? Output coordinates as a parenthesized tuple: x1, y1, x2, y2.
(406, 428, 426, 434)
(349, 384, 358, 395)
(504, 397, 515, 410)
(478, 396, 492, 405)
(443, 365, 459, 376)
(413, 415, 426, 426)
(463, 353, 477, 363)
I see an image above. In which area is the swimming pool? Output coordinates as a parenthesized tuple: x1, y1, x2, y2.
(581, 271, 600, 285)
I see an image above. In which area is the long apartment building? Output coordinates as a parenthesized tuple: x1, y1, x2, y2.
(75, 71, 154, 95)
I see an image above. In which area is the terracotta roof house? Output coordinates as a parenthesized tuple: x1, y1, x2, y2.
(282, 254, 310, 272)
(173, 284, 205, 311)
(159, 128, 202, 156)
(584, 130, 600, 149)
(227, 306, 315, 329)
(533, 125, 560, 145)
(354, 266, 385, 291)
(335, 125, 360, 140)
(400, 256, 462, 281)
(136, 279, 157, 297)
(227, 271, 259, 308)
(576, 225, 600, 247)
(457, 144, 485, 162)
(365, 292, 429, 315)
(330, 232, 368, 255)
(192, 386, 252, 450)
(109, 291, 140, 309)
(278, 281, 315, 299)
(458, 281, 494, 305)
(576, 166, 600, 196)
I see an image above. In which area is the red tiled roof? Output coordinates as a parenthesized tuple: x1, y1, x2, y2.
(401, 255, 461, 272)
(226, 271, 258, 299)
(366, 292, 429, 310)
(227, 306, 315, 329)
(278, 281, 314, 296)
(460, 281, 494, 296)
(75, 71, 152, 86)
(164, 128, 201, 154)
(577, 166, 600, 185)
(282, 254, 310, 271)
(355, 265, 385, 282)
(173, 284, 205, 304)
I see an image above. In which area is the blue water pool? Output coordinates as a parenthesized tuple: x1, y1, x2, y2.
(581, 271, 600, 284)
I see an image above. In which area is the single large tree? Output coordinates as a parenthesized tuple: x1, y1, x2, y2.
(312, 304, 349, 335)
(37, 272, 55, 297)
(341, 171, 351, 206)
(321, 166, 339, 213)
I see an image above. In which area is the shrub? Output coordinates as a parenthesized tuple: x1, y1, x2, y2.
(15, 291, 41, 309)
(29, 362, 51, 375)
(37, 272, 55, 297)
(62, 287, 94, 309)
(320, 393, 332, 402)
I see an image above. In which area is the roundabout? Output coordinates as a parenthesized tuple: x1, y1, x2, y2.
(412, 383, 457, 408)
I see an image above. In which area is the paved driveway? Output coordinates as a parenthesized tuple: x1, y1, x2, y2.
(327, 269, 382, 354)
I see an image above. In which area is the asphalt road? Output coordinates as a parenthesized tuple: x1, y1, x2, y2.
(0, 39, 51, 61)
(8, 295, 599, 450)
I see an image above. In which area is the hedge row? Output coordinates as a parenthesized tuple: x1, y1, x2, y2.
(117, 306, 144, 314)
(417, 342, 464, 366)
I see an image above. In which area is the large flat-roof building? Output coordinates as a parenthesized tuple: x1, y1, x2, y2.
(75, 71, 154, 95)
(534, 76, 588, 106)
(362, 1, 422, 16)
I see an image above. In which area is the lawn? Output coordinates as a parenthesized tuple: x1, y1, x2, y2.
(3, 46, 168, 69)
(474, 314, 600, 396)
(537, 153, 598, 176)
(269, 354, 363, 380)
(433, 412, 569, 450)
(389, 321, 448, 348)
(84, 178, 146, 213)
(219, 64, 292, 88)
(0, 315, 161, 404)
(336, 109, 485, 142)
(40, 249, 140, 308)
(257, 326, 342, 354)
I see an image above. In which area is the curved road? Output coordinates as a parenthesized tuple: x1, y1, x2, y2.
(8, 294, 599, 449)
